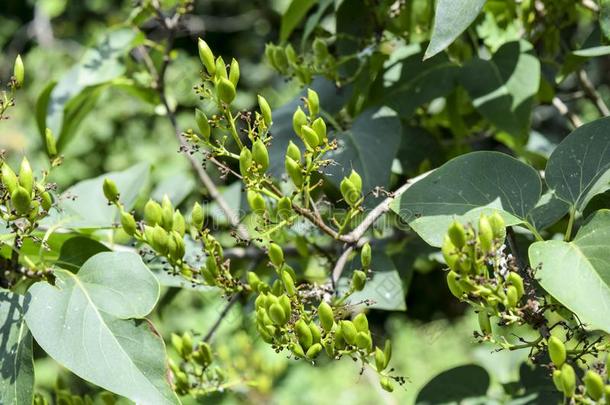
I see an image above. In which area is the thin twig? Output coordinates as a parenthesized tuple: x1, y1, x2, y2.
(202, 293, 240, 342)
(577, 69, 610, 117)
(552, 96, 583, 128)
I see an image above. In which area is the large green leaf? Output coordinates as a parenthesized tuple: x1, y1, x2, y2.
(545, 117, 610, 212)
(280, 0, 317, 42)
(392, 151, 541, 246)
(424, 0, 487, 59)
(461, 40, 540, 137)
(0, 291, 33, 405)
(25, 252, 178, 403)
(416, 364, 490, 404)
(325, 107, 401, 194)
(45, 163, 149, 229)
(529, 210, 610, 333)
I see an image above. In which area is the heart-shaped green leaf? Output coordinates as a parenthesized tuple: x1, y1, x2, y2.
(392, 151, 541, 246)
(25, 252, 178, 404)
(529, 209, 610, 333)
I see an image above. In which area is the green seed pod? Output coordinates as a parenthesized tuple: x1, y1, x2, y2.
(286, 141, 301, 162)
(273, 47, 289, 71)
(18, 157, 33, 194)
(323, 339, 336, 357)
(195, 109, 211, 141)
(239, 148, 253, 178)
(375, 347, 387, 372)
(247, 190, 266, 213)
(120, 211, 137, 236)
(311, 117, 327, 143)
(161, 195, 174, 230)
(199, 342, 213, 366)
(478, 215, 494, 252)
(41, 191, 52, 211)
(153, 225, 169, 254)
(295, 319, 313, 349)
(318, 301, 334, 332)
(169, 231, 185, 259)
(306, 343, 322, 359)
(355, 331, 372, 352)
(441, 236, 459, 271)
(248, 272, 261, 291)
(352, 270, 367, 291)
(181, 332, 193, 357)
(312, 38, 329, 59)
(144, 199, 162, 226)
(301, 125, 320, 150)
(255, 293, 267, 310)
(560, 363, 576, 398)
(269, 303, 287, 325)
(285, 157, 304, 188)
(380, 377, 394, 393)
(198, 38, 216, 75)
(446, 271, 464, 298)
(1, 163, 18, 194)
(548, 336, 566, 367)
(339, 320, 357, 345)
(506, 272, 524, 298)
(489, 211, 506, 240)
(268, 243, 284, 266)
(206, 256, 219, 277)
(45, 128, 57, 157)
(604, 385, 610, 400)
(285, 44, 297, 65)
(383, 340, 392, 368)
(292, 107, 308, 136)
(228, 58, 240, 86)
(307, 89, 320, 116)
(348, 170, 362, 194)
(340, 177, 359, 206)
(171, 333, 183, 354)
(11, 186, 31, 215)
(290, 342, 305, 358)
(215, 56, 227, 79)
(264, 44, 277, 69)
(172, 210, 186, 235)
(143, 225, 154, 244)
(584, 370, 604, 401)
(216, 77, 236, 105)
(309, 322, 321, 344)
(353, 313, 369, 332)
(191, 202, 204, 230)
(506, 285, 519, 308)
(102, 178, 119, 203)
(282, 271, 296, 296)
(334, 326, 346, 349)
(257, 95, 272, 126)
(552, 369, 563, 392)
(478, 311, 492, 335)
(252, 139, 269, 172)
(361, 242, 372, 268)
(13, 54, 24, 87)
(279, 294, 292, 316)
(447, 220, 467, 249)
(277, 197, 293, 221)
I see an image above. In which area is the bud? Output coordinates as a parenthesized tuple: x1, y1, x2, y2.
(269, 303, 287, 325)
(301, 125, 320, 150)
(252, 139, 269, 172)
(161, 195, 174, 230)
(353, 313, 368, 332)
(191, 202, 204, 229)
(286, 141, 301, 162)
(169, 231, 185, 259)
(478, 215, 494, 252)
(239, 148, 253, 177)
(309, 322, 321, 344)
(361, 242, 371, 268)
(265, 44, 277, 68)
(340, 177, 359, 206)
(312, 38, 328, 59)
(195, 109, 211, 141)
(285, 157, 304, 188)
(295, 319, 313, 349)
(198, 38, 216, 75)
(181, 333, 193, 357)
(144, 199, 162, 225)
(215, 56, 227, 79)
(477, 311, 492, 335)
(339, 320, 357, 345)
(206, 255, 219, 277)
(307, 89, 320, 116)
(44, 128, 57, 157)
(548, 336, 566, 367)
(257, 95, 272, 126)
(355, 331, 372, 352)
(323, 339, 336, 357)
(285, 44, 297, 65)
(282, 271, 296, 296)
(13, 55, 24, 88)
(41, 191, 52, 211)
(311, 117, 327, 143)
(18, 157, 33, 193)
(268, 243, 284, 266)
(120, 211, 137, 236)
(375, 347, 387, 372)
(318, 301, 334, 331)
(489, 211, 506, 240)
(290, 342, 305, 358)
(584, 370, 604, 401)
(446, 271, 464, 299)
(351, 270, 367, 291)
(273, 47, 289, 71)
(506, 272, 524, 298)
(1, 163, 18, 194)
(292, 107, 308, 137)
(102, 178, 119, 203)
(383, 340, 392, 367)
(171, 333, 183, 354)
(229, 58, 240, 86)
(380, 377, 394, 393)
(560, 363, 576, 397)
(247, 190, 266, 213)
(216, 77, 236, 105)
(11, 187, 31, 215)
(447, 220, 467, 249)
(279, 294, 292, 316)
(152, 225, 169, 255)
(199, 342, 213, 366)
(552, 369, 563, 392)
(172, 210, 186, 236)
(506, 285, 519, 308)
(306, 342, 322, 359)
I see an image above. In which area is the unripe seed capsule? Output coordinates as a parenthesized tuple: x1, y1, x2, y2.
(198, 38, 216, 75)
(269, 303, 287, 325)
(478, 215, 494, 252)
(295, 319, 313, 349)
(352, 270, 367, 291)
(277, 197, 293, 221)
(273, 47, 289, 71)
(285, 44, 297, 64)
(18, 157, 33, 193)
(380, 377, 394, 393)
(228, 58, 240, 86)
(375, 347, 387, 372)
(383, 340, 392, 368)
(191, 202, 204, 229)
(181, 333, 193, 357)
(171, 333, 183, 354)
(285, 157, 304, 188)
(584, 370, 604, 401)
(318, 301, 334, 331)
(355, 331, 372, 352)
(1, 163, 18, 194)
(560, 363, 576, 397)
(441, 236, 459, 271)
(11, 187, 31, 215)
(121, 211, 137, 236)
(161, 195, 174, 230)
(290, 342, 305, 358)
(306, 343, 322, 359)
(312, 38, 328, 59)
(448, 221, 467, 249)
(252, 139, 269, 172)
(552, 369, 563, 391)
(144, 199, 162, 225)
(103, 178, 119, 203)
(506, 272, 524, 298)
(292, 107, 308, 136)
(286, 141, 301, 162)
(548, 336, 566, 367)
(268, 243, 284, 266)
(506, 285, 519, 308)
(41, 191, 52, 211)
(45, 128, 57, 156)
(195, 109, 211, 141)
(172, 210, 186, 235)
(206, 256, 219, 277)
(309, 322, 321, 344)
(489, 211, 506, 240)
(199, 342, 213, 366)
(13, 54, 24, 87)
(307, 89, 319, 116)
(312, 117, 327, 142)
(257, 95, 272, 126)
(340, 320, 357, 345)
(301, 125, 320, 150)
(348, 170, 362, 194)
(353, 313, 368, 332)
(478, 311, 492, 335)
(361, 242, 372, 268)
(446, 271, 465, 298)
(279, 294, 292, 316)
(282, 271, 296, 296)
(215, 56, 227, 79)
(239, 148, 253, 177)
(340, 177, 359, 206)
(604, 385, 610, 399)
(152, 225, 169, 254)
(216, 77, 236, 104)
(247, 190, 266, 213)
(323, 339, 336, 357)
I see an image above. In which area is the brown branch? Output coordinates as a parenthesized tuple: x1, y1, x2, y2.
(577, 69, 610, 117)
(202, 293, 240, 343)
(552, 96, 583, 128)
